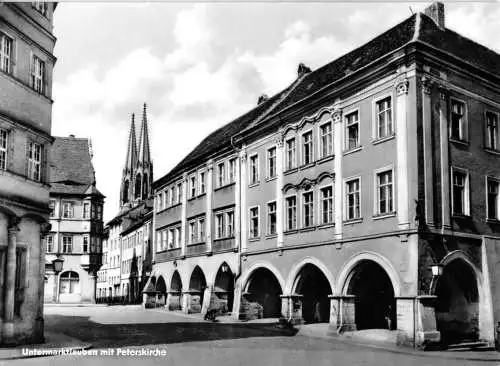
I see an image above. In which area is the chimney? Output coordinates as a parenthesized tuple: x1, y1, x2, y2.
(423, 2, 445, 30)
(257, 94, 269, 105)
(297, 63, 311, 78)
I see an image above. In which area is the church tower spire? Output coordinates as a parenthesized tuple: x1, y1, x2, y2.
(120, 113, 138, 209)
(135, 103, 154, 201)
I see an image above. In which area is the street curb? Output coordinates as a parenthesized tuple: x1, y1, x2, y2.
(297, 331, 500, 362)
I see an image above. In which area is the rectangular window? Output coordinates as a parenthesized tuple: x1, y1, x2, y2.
(91, 204, 96, 219)
(320, 123, 333, 158)
(320, 186, 333, 224)
(249, 207, 259, 238)
(32, 1, 47, 16)
(46, 235, 53, 253)
(83, 202, 90, 219)
(170, 186, 175, 205)
(0, 128, 7, 170)
(62, 235, 73, 253)
(486, 111, 498, 151)
(31, 55, 45, 94)
(190, 176, 196, 198)
(167, 229, 173, 249)
(377, 170, 394, 215)
(346, 179, 361, 220)
(198, 218, 205, 241)
(175, 227, 181, 248)
(228, 158, 236, 183)
(302, 131, 313, 165)
(216, 213, 225, 239)
(0, 33, 12, 73)
(62, 202, 74, 218)
(286, 138, 296, 170)
(267, 201, 277, 235)
(302, 191, 314, 227)
(286, 196, 297, 231)
(199, 171, 206, 194)
(83, 235, 89, 253)
(227, 211, 234, 237)
(97, 205, 102, 220)
(28, 141, 42, 181)
(217, 162, 226, 187)
(452, 170, 468, 215)
(346, 111, 360, 150)
(49, 200, 56, 217)
(188, 221, 197, 244)
(177, 183, 182, 203)
(450, 100, 467, 141)
(487, 179, 499, 220)
(163, 190, 168, 209)
(267, 147, 276, 178)
(249, 154, 259, 185)
(376, 97, 393, 138)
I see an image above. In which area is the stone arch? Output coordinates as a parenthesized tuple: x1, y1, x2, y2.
(241, 261, 286, 293)
(286, 258, 334, 323)
(242, 263, 284, 319)
(168, 270, 183, 311)
(188, 266, 207, 313)
(285, 256, 335, 294)
(336, 251, 401, 297)
(213, 262, 235, 315)
(435, 250, 493, 344)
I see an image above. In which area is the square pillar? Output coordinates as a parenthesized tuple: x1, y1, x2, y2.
(182, 291, 191, 313)
(280, 294, 303, 325)
(395, 296, 416, 347)
(415, 295, 441, 349)
(328, 295, 341, 329)
(337, 295, 356, 333)
(3, 223, 20, 344)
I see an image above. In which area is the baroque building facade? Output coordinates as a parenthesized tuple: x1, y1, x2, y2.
(145, 2, 500, 349)
(45, 136, 105, 304)
(96, 104, 154, 304)
(0, 2, 57, 345)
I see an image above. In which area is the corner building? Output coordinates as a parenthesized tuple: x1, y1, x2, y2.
(149, 3, 500, 349)
(0, 2, 57, 344)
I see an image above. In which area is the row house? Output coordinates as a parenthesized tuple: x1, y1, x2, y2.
(96, 104, 154, 304)
(146, 2, 500, 350)
(45, 136, 105, 304)
(0, 2, 57, 345)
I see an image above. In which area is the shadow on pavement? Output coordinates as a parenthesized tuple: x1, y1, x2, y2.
(44, 314, 298, 348)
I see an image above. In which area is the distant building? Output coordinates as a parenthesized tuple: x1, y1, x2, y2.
(0, 2, 57, 345)
(146, 2, 500, 350)
(96, 104, 154, 304)
(45, 136, 105, 303)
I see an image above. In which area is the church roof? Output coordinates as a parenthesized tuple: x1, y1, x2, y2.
(123, 113, 138, 174)
(137, 103, 152, 167)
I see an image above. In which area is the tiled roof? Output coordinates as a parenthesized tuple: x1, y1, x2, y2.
(49, 136, 103, 197)
(153, 8, 500, 190)
(49, 136, 95, 185)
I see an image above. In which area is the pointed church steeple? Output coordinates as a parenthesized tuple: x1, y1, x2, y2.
(137, 103, 151, 166)
(120, 113, 138, 209)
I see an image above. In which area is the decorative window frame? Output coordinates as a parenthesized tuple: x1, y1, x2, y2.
(266, 144, 277, 180)
(301, 188, 315, 229)
(285, 136, 297, 171)
(373, 165, 396, 217)
(248, 205, 260, 239)
(266, 200, 277, 236)
(318, 119, 334, 160)
(485, 175, 500, 221)
(318, 182, 334, 226)
(449, 97, 469, 143)
(450, 166, 470, 217)
(372, 93, 394, 141)
(484, 109, 499, 152)
(248, 153, 259, 186)
(300, 127, 314, 167)
(344, 175, 362, 222)
(284, 193, 298, 232)
(344, 107, 361, 152)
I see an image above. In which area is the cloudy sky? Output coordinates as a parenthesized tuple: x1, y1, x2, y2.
(50, 1, 500, 222)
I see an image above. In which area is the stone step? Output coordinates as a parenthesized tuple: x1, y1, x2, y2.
(446, 340, 494, 352)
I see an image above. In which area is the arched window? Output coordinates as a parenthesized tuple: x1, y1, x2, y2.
(59, 271, 79, 294)
(135, 174, 142, 199)
(142, 173, 149, 199)
(123, 180, 129, 203)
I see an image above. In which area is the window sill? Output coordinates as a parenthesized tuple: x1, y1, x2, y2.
(215, 182, 235, 191)
(187, 196, 197, 202)
(198, 192, 206, 197)
(284, 229, 298, 235)
(214, 236, 235, 241)
(316, 155, 334, 165)
(449, 138, 469, 147)
(265, 176, 277, 182)
(187, 241, 206, 246)
(318, 222, 335, 230)
(248, 237, 260, 242)
(299, 162, 315, 171)
(284, 167, 298, 176)
(265, 234, 277, 239)
(344, 218, 363, 225)
(248, 182, 260, 188)
(343, 146, 363, 156)
(299, 226, 316, 233)
(485, 148, 500, 156)
(373, 212, 396, 220)
(452, 214, 471, 219)
(486, 218, 500, 224)
(372, 134, 396, 145)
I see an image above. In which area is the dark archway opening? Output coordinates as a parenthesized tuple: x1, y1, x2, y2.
(155, 276, 167, 308)
(435, 259, 479, 345)
(123, 180, 129, 203)
(347, 260, 396, 330)
(294, 264, 332, 323)
(214, 263, 235, 314)
(143, 173, 149, 199)
(189, 266, 207, 313)
(246, 268, 282, 318)
(169, 271, 183, 311)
